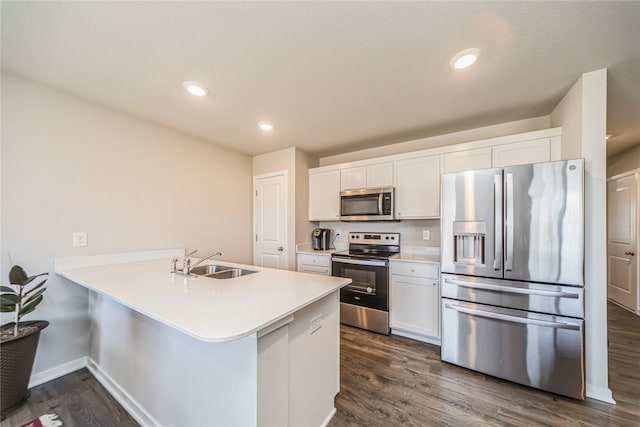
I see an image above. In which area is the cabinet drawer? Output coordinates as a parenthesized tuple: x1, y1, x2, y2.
(390, 262, 439, 278)
(298, 253, 331, 268)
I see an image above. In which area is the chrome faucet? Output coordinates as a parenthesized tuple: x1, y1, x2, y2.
(180, 249, 223, 276)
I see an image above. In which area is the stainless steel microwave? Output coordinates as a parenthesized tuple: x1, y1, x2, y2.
(340, 187, 395, 221)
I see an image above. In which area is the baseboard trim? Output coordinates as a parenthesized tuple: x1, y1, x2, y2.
(29, 357, 88, 388)
(86, 358, 160, 427)
(391, 329, 441, 346)
(586, 384, 616, 404)
(321, 407, 337, 427)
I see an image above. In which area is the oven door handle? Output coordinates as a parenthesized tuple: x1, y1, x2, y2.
(444, 303, 581, 330)
(444, 278, 581, 299)
(332, 257, 387, 267)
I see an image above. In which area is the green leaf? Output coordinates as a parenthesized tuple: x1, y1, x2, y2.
(1, 304, 16, 312)
(0, 286, 15, 293)
(0, 294, 20, 304)
(24, 288, 46, 305)
(25, 279, 47, 296)
(9, 265, 28, 285)
(19, 294, 43, 316)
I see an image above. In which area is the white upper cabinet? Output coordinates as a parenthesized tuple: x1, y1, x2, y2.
(340, 162, 393, 190)
(394, 155, 440, 219)
(492, 138, 550, 168)
(309, 169, 340, 221)
(442, 147, 492, 174)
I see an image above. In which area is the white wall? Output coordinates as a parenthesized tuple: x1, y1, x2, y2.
(607, 144, 640, 177)
(1, 73, 252, 375)
(320, 116, 550, 166)
(550, 69, 612, 403)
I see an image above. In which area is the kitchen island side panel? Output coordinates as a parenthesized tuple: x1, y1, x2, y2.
(88, 292, 258, 427)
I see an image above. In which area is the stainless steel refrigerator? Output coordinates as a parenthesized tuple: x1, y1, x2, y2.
(440, 159, 585, 399)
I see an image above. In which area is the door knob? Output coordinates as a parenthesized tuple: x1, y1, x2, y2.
(625, 251, 635, 256)
(278, 246, 284, 252)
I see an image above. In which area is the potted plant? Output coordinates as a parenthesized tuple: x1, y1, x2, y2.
(0, 265, 49, 413)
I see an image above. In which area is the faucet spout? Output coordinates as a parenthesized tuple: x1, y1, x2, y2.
(189, 251, 223, 273)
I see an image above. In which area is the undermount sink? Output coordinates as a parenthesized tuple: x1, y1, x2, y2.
(190, 264, 258, 279)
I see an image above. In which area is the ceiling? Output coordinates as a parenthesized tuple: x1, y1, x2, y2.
(2, 1, 639, 158)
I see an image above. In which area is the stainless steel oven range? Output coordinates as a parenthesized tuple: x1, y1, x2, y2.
(331, 232, 399, 335)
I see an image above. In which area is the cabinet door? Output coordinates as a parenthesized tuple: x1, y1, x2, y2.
(309, 169, 340, 221)
(442, 147, 492, 174)
(394, 155, 440, 219)
(390, 274, 439, 337)
(366, 162, 393, 188)
(492, 138, 550, 168)
(340, 167, 367, 190)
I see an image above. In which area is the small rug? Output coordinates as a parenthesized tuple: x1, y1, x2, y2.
(19, 413, 62, 427)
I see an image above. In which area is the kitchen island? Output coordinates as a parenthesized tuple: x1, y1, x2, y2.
(55, 249, 351, 427)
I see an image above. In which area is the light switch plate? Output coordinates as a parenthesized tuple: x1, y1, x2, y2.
(73, 232, 87, 247)
(310, 313, 322, 334)
(422, 230, 430, 240)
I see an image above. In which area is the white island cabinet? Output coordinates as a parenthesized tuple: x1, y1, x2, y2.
(55, 250, 350, 427)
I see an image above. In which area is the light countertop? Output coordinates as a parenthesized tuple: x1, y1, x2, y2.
(56, 255, 350, 343)
(295, 243, 339, 256)
(391, 251, 440, 264)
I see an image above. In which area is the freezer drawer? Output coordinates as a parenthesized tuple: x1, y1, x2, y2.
(441, 298, 585, 399)
(441, 274, 584, 318)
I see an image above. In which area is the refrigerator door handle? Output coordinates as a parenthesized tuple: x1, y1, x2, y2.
(505, 172, 514, 271)
(493, 174, 502, 270)
(444, 303, 581, 330)
(444, 278, 581, 298)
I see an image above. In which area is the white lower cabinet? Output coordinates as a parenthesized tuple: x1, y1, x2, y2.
(390, 261, 440, 343)
(297, 253, 331, 276)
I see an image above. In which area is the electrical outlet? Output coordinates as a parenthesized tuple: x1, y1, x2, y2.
(336, 229, 342, 239)
(310, 313, 322, 334)
(73, 232, 88, 247)
(422, 230, 430, 240)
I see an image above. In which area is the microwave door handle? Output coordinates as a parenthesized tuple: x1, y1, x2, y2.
(378, 193, 383, 215)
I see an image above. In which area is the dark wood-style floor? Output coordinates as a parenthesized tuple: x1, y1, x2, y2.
(330, 301, 640, 427)
(2, 302, 638, 427)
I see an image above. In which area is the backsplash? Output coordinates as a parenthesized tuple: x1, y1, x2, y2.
(317, 219, 440, 252)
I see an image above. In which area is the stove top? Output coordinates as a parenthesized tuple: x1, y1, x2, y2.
(332, 232, 400, 260)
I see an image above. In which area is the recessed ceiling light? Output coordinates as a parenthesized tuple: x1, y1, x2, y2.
(183, 81, 208, 97)
(258, 121, 273, 131)
(450, 48, 481, 70)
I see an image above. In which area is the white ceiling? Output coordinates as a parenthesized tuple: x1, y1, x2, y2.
(2, 1, 639, 158)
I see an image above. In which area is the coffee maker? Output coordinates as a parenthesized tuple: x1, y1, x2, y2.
(312, 228, 331, 250)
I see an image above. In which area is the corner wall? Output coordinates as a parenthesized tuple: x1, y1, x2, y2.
(0, 73, 253, 376)
(607, 144, 640, 177)
(551, 68, 612, 403)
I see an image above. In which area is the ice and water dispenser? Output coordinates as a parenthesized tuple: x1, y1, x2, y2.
(452, 221, 486, 266)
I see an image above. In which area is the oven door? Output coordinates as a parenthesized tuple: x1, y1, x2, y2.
(332, 256, 389, 311)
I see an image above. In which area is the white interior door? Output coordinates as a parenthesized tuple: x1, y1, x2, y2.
(253, 172, 288, 270)
(607, 172, 638, 312)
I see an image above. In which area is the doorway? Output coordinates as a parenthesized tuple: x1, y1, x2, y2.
(607, 170, 639, 314)
(253, 171, 288, 269)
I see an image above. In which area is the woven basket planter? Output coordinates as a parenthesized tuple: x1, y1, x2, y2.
(0, 320, 49, 413)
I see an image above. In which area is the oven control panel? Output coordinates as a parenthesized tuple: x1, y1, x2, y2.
(348, 232, 400, 245)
